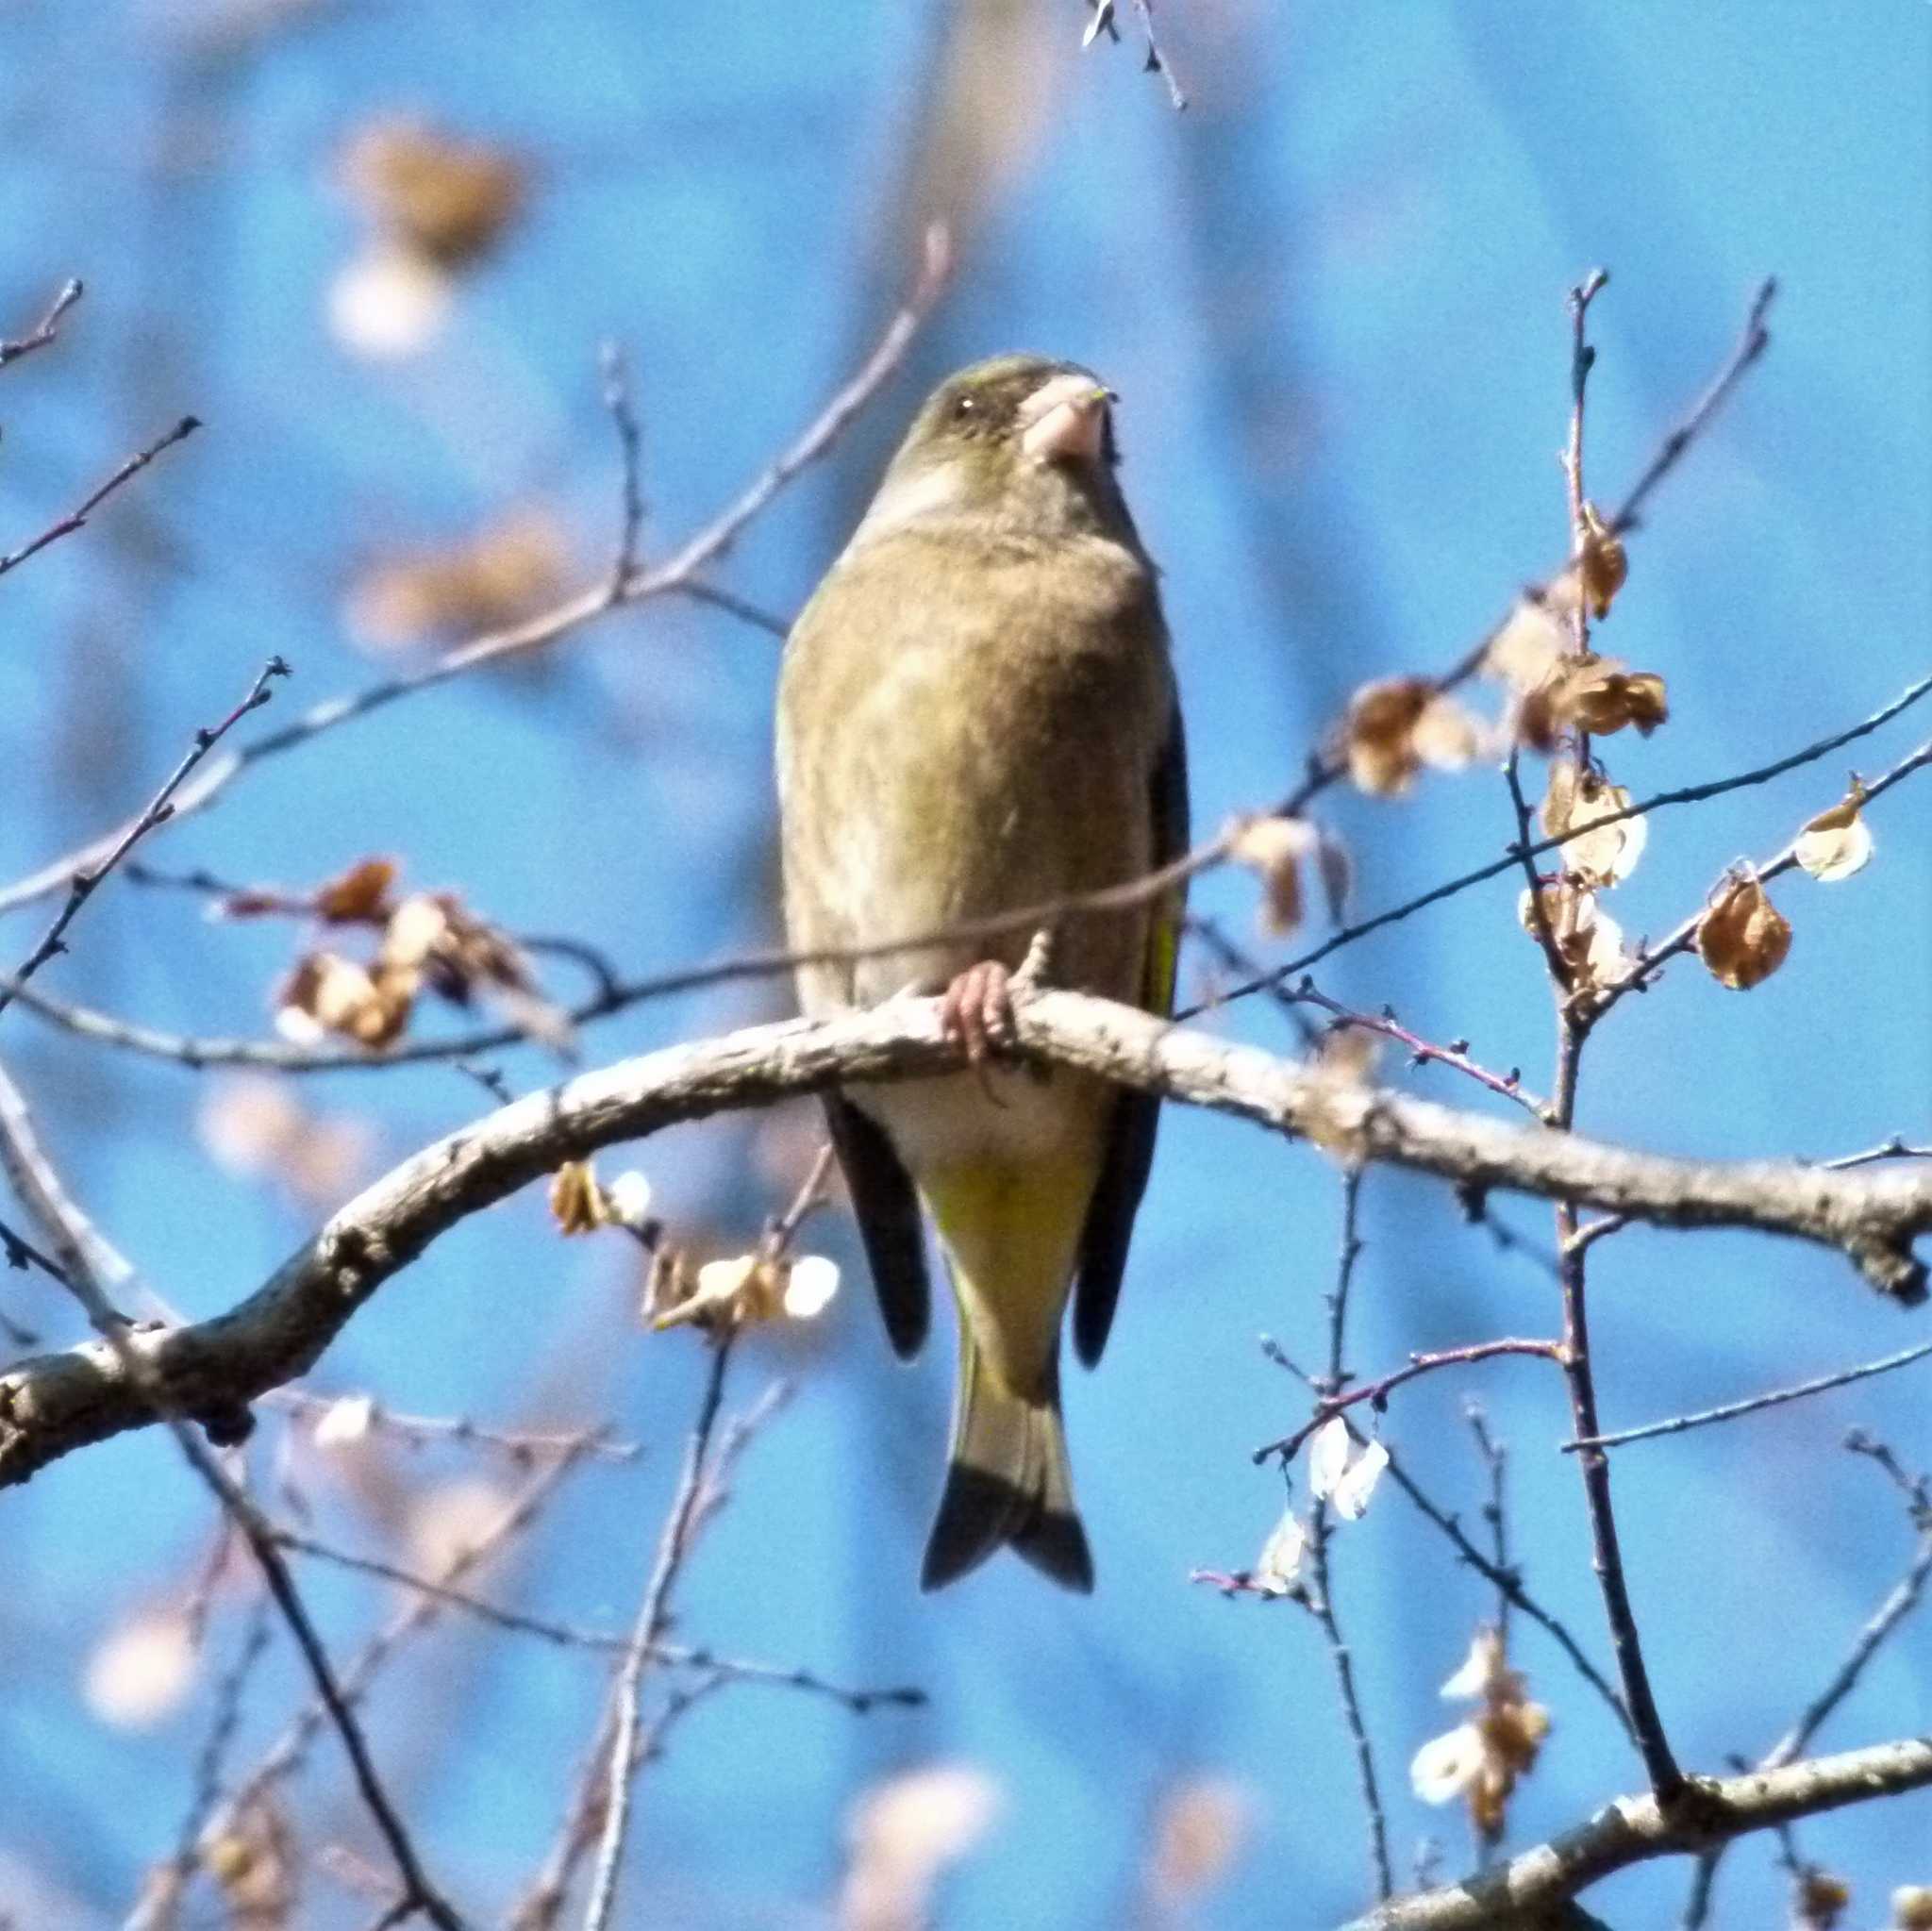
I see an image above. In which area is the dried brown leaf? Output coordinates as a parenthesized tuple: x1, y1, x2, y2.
(1558, 655, 1670, 738)
(1795, 778, 1874, 882)
(1227, 815, 1316, 935)
(1518, 879, 1628, 991)
(275, 952, 412, 1048)
(312, 857, 397, 924)
(1343, 676, 1431, 795)
(1411, 692, 1486, 771)
(1575, 502, 1628, 619)
(548, 1159, 608, 1237)
(347, 516, 567, 651)
(1541, 764, 1647, 887)
(1484, 596, 1570, 691)
(1696, 870, 1792, 990)
(342, 119, 527, 268)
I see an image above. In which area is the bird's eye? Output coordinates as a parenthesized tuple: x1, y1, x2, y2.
(949, 393, 976, 423)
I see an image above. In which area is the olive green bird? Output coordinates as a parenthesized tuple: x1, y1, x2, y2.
(775, 355, 1188, 1592)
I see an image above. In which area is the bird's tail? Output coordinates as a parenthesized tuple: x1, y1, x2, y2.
(922, 1323, 1092, 1592)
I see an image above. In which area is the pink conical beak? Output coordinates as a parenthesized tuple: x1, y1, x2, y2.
(1019, 374, 1114, 464)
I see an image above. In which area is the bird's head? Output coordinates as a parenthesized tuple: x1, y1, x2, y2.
(856, 355, 1140, 550)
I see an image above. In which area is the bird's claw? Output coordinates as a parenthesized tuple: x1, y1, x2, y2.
(941, 960, 1017, 1065)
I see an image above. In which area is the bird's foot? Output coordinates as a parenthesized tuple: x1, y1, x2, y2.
(940, 930, 1057, 1072)
(941, 960, 1016, 1065)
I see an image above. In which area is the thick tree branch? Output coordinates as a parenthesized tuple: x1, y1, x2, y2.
(1338, 1735, 1932, 1931)
(2, 990, 1926, 1487)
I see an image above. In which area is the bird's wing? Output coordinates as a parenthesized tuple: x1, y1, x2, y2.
(823, 1090, 931, 1358)
(1071, 695, 1190, 1368)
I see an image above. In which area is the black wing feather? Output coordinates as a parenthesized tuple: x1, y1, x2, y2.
(1072, 703, 1190, 1368)
(822, 1090, 930, 1358)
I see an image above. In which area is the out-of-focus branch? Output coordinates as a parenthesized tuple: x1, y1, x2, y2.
(0, 1058, 462, 1931)
(3, 990, 1927, 1488)
(0, 229, 951, 920)
(1338, 1735, 1932, 1931)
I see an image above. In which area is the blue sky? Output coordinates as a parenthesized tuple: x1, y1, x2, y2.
(1, 4, 1928, 1925)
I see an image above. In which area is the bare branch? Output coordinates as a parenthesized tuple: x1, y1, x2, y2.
(0, 229, 951, 921)
(0, 658, 289, 1024)
(581, 1334, 733, 1931)
(599, 341, 646, 598)
(275, 1525, 921, 1710)
(1565, 1341, 1932, 1453)
(1339, 1735, 1932, 1931)
(127, 1436, 601, 1931)
(1304, 1168, 1393, 1901)
(10, 676, 1924, 1080)
(265, 1387, 642, 1463)
(0, 276, 83, 369)
(1590, 736, 1932, 1018)
(1607, 277, 1774, 538)
(1256, 1339, 1564, 1466)
(0, 414, 201, 580)
(4, 990, 1926, 1488)
(0, 1058, 462, 1930)
(1199, 676, 1932, 1018)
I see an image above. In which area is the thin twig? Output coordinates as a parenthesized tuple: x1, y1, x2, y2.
(1457, 1190, 1562, 1280)
(1818, 1136, 1932, 1171)
(1261, 1339, 1631, 1735)
(1379, 1437, 1634, 1740)
(1286, 972, 1545, 1118)
(140, 1589, 275, 1931)
(138, 1437, 600, 1931)
(275, 1526, 921, 1710)
(267, 1387, 641, 1463)
(580, 1150, 829, 1929)
(1301, 1168, 1393, 1901)
(581, 1332, 734, 1931)
(18, 674, 1925, 1081)
(1543, 274, 1680, 1803)
(1565, 1341, 1932, 1453)
(1587, 733, 1932, 1019)
(0, 1057, 462, 1929)
(0, 229, 952, 922)
(1129, 0, 1186, 108)
(1766, 1530, 1932, 1771)
(1, 1211, 71, 1287)
(1255, 1338, 1563, 1467)
(0, 414, 201, 579)
(1607, 277, 1774, 538)
(1464, 1405, 1511, 1645)
(667, 578, 789, 638)
(0, 658, 290, 1024)
(1681, 1448, 1931, 1927)
(599, 341, 645, 599)
(1192, 673, 1932, 1021)
(0, 276, 83, 368)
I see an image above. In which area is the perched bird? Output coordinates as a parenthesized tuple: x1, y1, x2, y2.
(775, 354, 1188, 1591)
